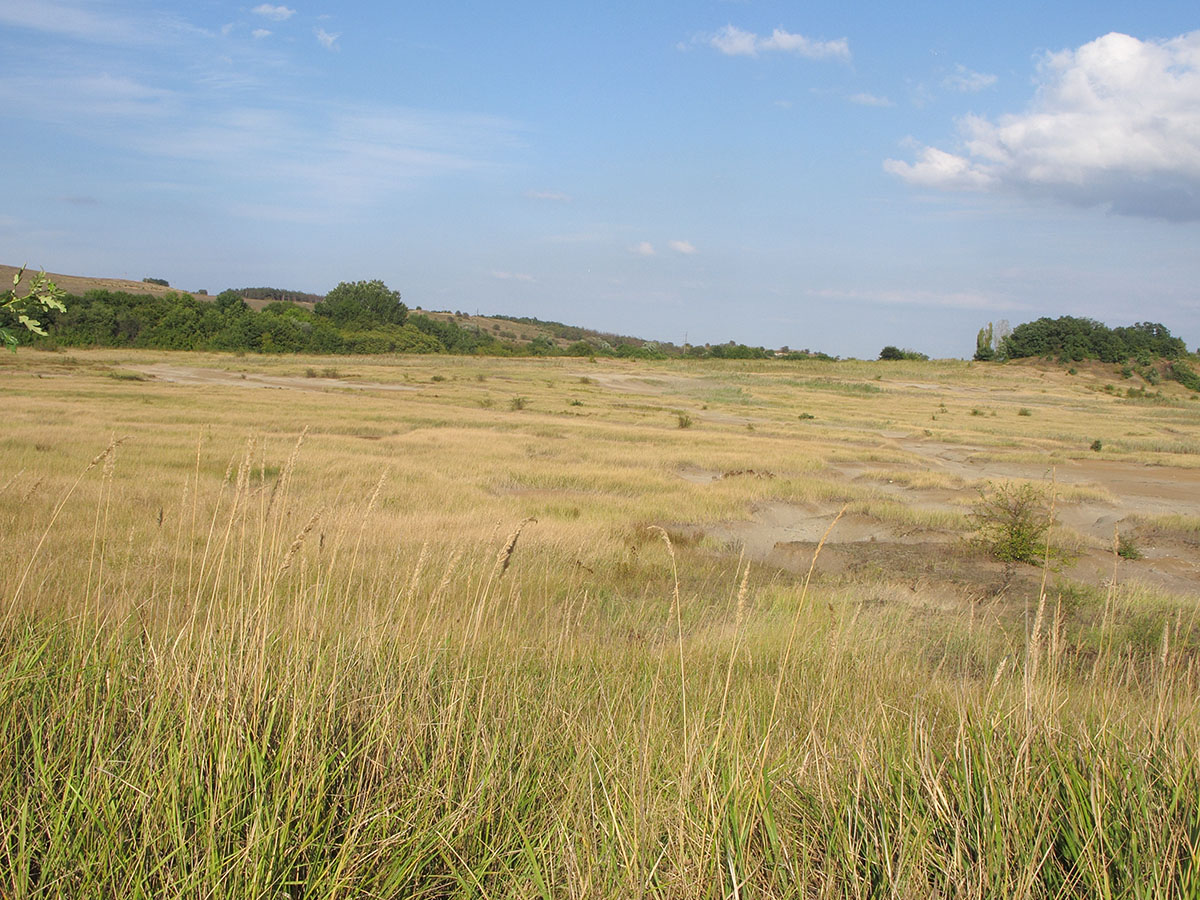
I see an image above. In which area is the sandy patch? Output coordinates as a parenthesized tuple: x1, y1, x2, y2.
(134, 364, 419, 393)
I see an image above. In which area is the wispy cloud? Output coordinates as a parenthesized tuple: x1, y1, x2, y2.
(525, 190, 572, 202)
(849, 92, 893, 107)
(942, 64, 997, 92)
(491, 270, 535, 282)
(703, 25, 850, 61)
(0, 55, 524, 214)
(668, 240, 697, 254)
(252, 5, 295, 22)
(315, 27, 339, 49)
(252, 29, 272, 39)
(887, 31, 1200, 221)
(0, 0, 150, 44)
(811, 288, 1027, 311)
(631, 242, 656, 256)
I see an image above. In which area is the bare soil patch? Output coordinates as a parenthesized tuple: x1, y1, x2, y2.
(134, 363, 419, 393)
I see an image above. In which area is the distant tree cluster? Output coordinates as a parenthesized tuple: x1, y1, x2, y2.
(29, 281, 672, 358)
(23, 278, 848, 360)
(236, 287, 325, 305)
(142, 277, 169, 287)
(35, 282, 442, 355)
(879, 346, 929, 361)
(683, 342, 774, 359)
(990, 317, 1186, 363)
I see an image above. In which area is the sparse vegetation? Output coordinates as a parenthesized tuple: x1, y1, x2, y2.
(0, 349, 1196, 897)
(970, 480, 1059, 565)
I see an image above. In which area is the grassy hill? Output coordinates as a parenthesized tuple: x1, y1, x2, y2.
(4, 264, 670, 353)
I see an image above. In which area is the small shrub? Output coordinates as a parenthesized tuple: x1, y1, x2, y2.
(1091, 439, 1103, 452)
(1067, 367, 1078, 375)
(798, 412, 815, 420)
(971, 481, 1060, 566)
(970, 408, 984, 416)
(431, 374, 446, 382)
(321, 367, 340, 379)
(569, 399, 583, 407)
(305, 367, 318, 378)
(1117, 535, 1142, 560)
(509, 396, 527, 411)
(1018, 407, 1032, 416)
(676, 412, 693, 429)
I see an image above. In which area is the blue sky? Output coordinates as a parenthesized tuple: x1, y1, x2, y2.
(2, 1, 1199, 358)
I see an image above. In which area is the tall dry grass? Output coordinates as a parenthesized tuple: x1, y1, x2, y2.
(1, 429, 1196, 898)
(1, 349, 1197, 897)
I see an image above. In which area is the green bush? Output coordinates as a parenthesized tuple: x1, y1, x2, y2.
(970, 481, 1059, 565)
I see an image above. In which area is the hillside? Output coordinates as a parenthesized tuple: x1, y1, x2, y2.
(3, 264, 187, 301)
(3, 264, 667, 352)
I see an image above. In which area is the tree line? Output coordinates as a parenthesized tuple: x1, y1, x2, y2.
(10, 280, 684, 358)
(974, 315, 1199, 391)
(976, 316, 1189, 363)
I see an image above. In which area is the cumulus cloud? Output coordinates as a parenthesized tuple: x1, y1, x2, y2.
(315, 27, 339, 49)
(252, 4, 295, 21)
(252, 28, 271, 39)
(706, 25, 849, 61)
(631, 241, 656, 256)
(849, 92, 893, 107)
(943, 64, 997, 93)
(886, 31, 1200, 221)
(668, 239, 697, 254)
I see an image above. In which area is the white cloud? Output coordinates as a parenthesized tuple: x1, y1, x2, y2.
(252, 5, 295, 21)
(668, 240, 697, 254)
(886, 31, 1200, 220)
(632, 242, 656, 256)
(252, 28, 271, 39)
(490, 270, 535, 282)
(759, 28, 850, 60)
(525, 190, 572, 202)
(884, 145, 995, 189)
(315, 27, 339, 49)
(710, 25, 758, 56)
(849, 92, 893, 107)
(706, 25, 849, 61)
(943, 64, 997, 93)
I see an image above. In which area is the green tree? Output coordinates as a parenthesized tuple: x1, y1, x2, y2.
(974, 323, 995, 361)
(314, 280, 407, 329)
(879, 345, 904, 360)
(1, 268, 66, 350)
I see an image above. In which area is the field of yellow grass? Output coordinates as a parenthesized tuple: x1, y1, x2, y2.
(1, 348, 1198, 897)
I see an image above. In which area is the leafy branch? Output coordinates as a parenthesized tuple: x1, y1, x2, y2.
(2, 267, 66, 351)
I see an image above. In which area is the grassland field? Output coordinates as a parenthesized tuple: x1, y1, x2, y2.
(1, 347, 1198, 898)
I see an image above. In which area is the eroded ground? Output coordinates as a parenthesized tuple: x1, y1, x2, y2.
(9, 349, 1199, 604)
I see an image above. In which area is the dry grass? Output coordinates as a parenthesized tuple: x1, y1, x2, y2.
(1, 348, 1198, 897)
